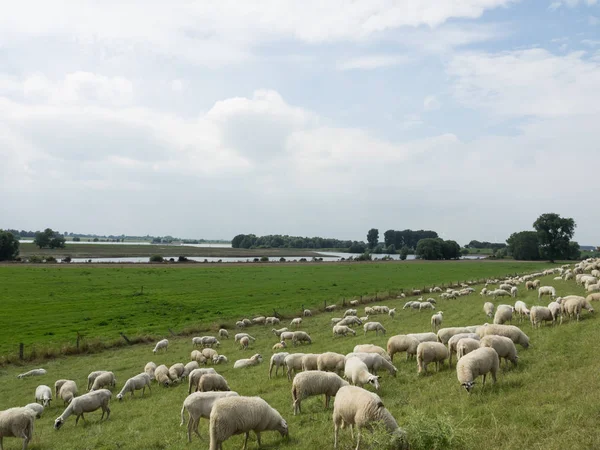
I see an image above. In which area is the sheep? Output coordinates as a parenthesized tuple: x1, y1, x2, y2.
(86, 371, 108, 391)
(24, 403, 44, 419)
(456, 338, 481, 360)
(479, 335, 518, 367)
(54, 389, 111, 429)
(403, 301, 417, 310)
(180, 391, 240, 442)
(514, 301, 530, 322)
(191, 350, 208, 365)
(208, 396, 288, 450)
(252, 316, 266, 325)
(548, 301, 562, 324)
(280, 331, 294, 343)
(363, 322, 386, 336)
(561, 295, 595, 321)
(353, 344, 392, 361)
(269, 352, 290, 379)
(344, 353, 397, 377)
(183, 361, 200, 378)
(477, 323, 530, 349)
(240, 336, 250, 350)
(91, 371, 116, 391)
(325, 304, 338, 312)
(58, 380, 78, 405)
(407, 332, 438, 343)
(242, 318, 252, 327)
(412, 289, 422, 295)
(144, 362, 157, 379)
(202, 348, 219, 361)
(530, 306, 554, 328)
(213, 355, 228, 365)
(16, 368, 47, 379)
(317, 352, 346, 375)
(301, 354, 320, 371)
(494, 305, 514, 325)
(333, 325, 356, 337)
(303, 309, 312, 317)
(35, 385, 52, 407)
(389, 308, 396, 319)
(188, 368, 217, 394)
(272, 327, 289, 337)
(168, 363, 185, 383)
(292, 371, 349, 415)
(525, 281, 534, 290)
(284, 353, 306, 381)
(387, 335, 420, 361)
(437, 327, 474, 345)
(292, 331, 312, 346)
(198, 373, 230, 392)
(456, 347, 499, 393)
(344, 309, 358, 317)
(192, 336, 204, 347)
(265, 316, 280, 325)
(483, 302, 495, 318)
(416, 342, 449, 374)
(510, 286, 518, 298)
(201, 337, 221, 348)
(332, 385, 407, 450)
(219, 329, 229, 339)
(331, 318, 343, 325)
(419, 302, 435, 311)
(236, 321, 245, 328)
(233, 353, 263, 369)
(290, 317, 303, 328)
(272, 341, 287, 350)
(154, 365, 172, 387)
(532, 280, 541, 288)
(538, 286, 556, 300)
(234, 333, 256, 343)
(431, 312, 444, 332)
(586, 293, 600, 302)
(364, 306, 375, 316)
(499, 283, 512, 291)
(344, 357, 380, 390)
(116, 373, 152, 400)
(337, 316, 362, 327)
(487, 289, 511, 299)
(0, 407, 36, 450)
(447, 333, 480, 366)
(350, 300, 360, 306)
(152, 338, 169, 354)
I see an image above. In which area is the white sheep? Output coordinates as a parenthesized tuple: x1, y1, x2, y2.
(530, 306, 554, 328)
(252, 316, 266, 325)
(389, 308, 396, 319)
(154, 365, 172, 387)
(235, 320, 245, 328)
(416, 342, 448, 374)
(209, 396, 288, 450)
(333, 325, 356, 337)
(202, 348, 219, 361)
(301, 354, 320, 371)
(477, 324, 530, 349)
(514, 301, 530, 322)
(183, 361, 200, 378)
(265, 316, 280, 325)
(213, 355, 228, 365)
(387, 335, 420, 361)
(290, 317, 303, 328)
(479, 335, 518, 367)
(180, 391, 239, 442)
(0, 407, 36, 449)
(510, 286, 518, 298)
(233, 353, 263, 369)
(198, 373, 231, 392)
(191, 350, 208, 365)
(91, 371, 116, 391)
(242, 318, 252, 327)
(168, 363, 185, 382)
(587, 293, 600, 302)
(332, 385, 407, 450)
(234, 333, 256, 342)
(344, 357, 380, 390)
(344, 353, 397, 377)
(86, 371, 108, 391)
(431, 311, 444, 332)
(317, 352, 346, 375)
(350, 300, 360, 306)
(487, 289, 511, 299)
(54, 389, 111, 429)
(272, 341, 287, 350)
(35, 385, 52, 407)
(325, 304, 338, 312)
(219, 329, 229, 339)
(483, 302, 495, 318)
(280, 331, 294, 344)
(419, 302, 435, 311)
(538, 286, 556, 300)
(201, 336, 220, 348)
(364, 306, 375, 315)
(152, 339, 169, 354)
(269, 352, 290, 379)
(144, 362, 157, 379)
(24, 403, 44, 419)
(407, 332, 438, 344)
(344, 309, 357, 317)
(292, 331, 312, 346)
(456, 347, 499, 393)
(548, 301, 562, 325)
(363, 322, 386, 336)
(561, 295, 595, 321)
(271, 328, 289, 337)
(187, 368, 217, 394)
(292, 371, 349, 415)
(353, 344, 392, 361)
(16, 368, 47, 379)
(240, 336, 250, 350)
(116, 373, 152, 400)
(436, 327, 475, 345)
(447, 333, 480, 366)
(337, 316, 362, 327)
(58, 380, 78, 405)
(456, 338, 481, 360)
(303, 309, 312, 317)
(284, 353, 306, 381)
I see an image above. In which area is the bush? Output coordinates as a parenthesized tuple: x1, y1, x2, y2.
(400, 245, 410, 261)
(149, 254, 164, 263)
(28, 255, 44, 263)
(45, 256, 57, 263)
(355, 251, 373, 261)
(260, 256, 269, 262)
(62, 256, 72, 263)
(279, 257, 286, 262)
(178, 256, 189, 262)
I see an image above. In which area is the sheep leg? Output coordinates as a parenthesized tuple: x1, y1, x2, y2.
(256, 432, 262, 447)
(242, 431, 250, 450)
(355, 429, 361, 450)
(482, 374, 487, 387)
(187, 417, 194, 442)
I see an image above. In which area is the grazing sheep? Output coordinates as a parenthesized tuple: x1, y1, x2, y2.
(144, 362, 157, 379)
(456, 347, 499, 393)
(344, 309, 358, 317)
(272, 341, 287, 350)
(198, 373, 230, 392)
(280, 331, 294, 344)
(252, 316, 266, 325)
(483, 302, 495, 318)
(431, 312, 444, 332)
(456, 338, 481, 360)
(350, 300, 360, 306)
(240, 336, 250, 350)
(219, 329, 229, 339)
(477, 324, 530, 349)
(364, 307, 375, 316)
(301, 354, 320, 371)
(58, 380, 78, 405)
(208, 396, 288, 450)
(192, 336, 204, 347)
(403, 301, 417, 310)
(154, 365, 172, 387)
(586, 293, 600, 302)
(487, 289, 511, 300)
(510, 286, 518, 298)
(201, 337, 221, 348)
(494, 305, 514, 325)
(479, 335, 518, 367)
(284, 353, 306, 381)
(213, 355, 228, 365)
(180, 391, 239, 442)
(331, 318, 343, 325)
(525, 281, 534, 290)
(265, 316, 280, 325)
(447, 333, 480, 366)
(412, 289, 422, 296)
(407, 332, 438, 344)
(317, 352, 346, 375)
(35, 385, 52, 407)
(24, 403, 44, 419)
(292, 331, 312, 346)
(242, 318, 252, 327)
(116, 373, 152, 400)
(272, 328, 289, 337)
(514, 301, 530, 322)
(183, 361, 200, 378)
(532, 280, 541, 288)
(345, 353, 397, 377)
(152, 339, 169, 354)
(332, 385, 407, 450)
(419, 302, 435, 311)
(236, 321, 245, 328)
(325, 304, 338, 312)
(168, 364, 185, 383)
(202, 348, 219, 361)
(303, 309, 312, 317)
(292, 371, 349, 415)
(233, 354, 263, 369)
(344, 357, 380, 390)
(290, 318, 303, 328)
(389, 308, 396, 319)
(333, 325, 356, 337)
(188, 368, 217, 394)
(416, 342, 449, 374)
(191, 350, 208, 365)
(16, 368, 47, 379)
(363, 322, 386, 336)
(530, 306, 554, 328)
(86, 371, 108, 391)
(538, 286, 556, 300)
(561, 295, 595, 321)
(91, 371, 116, 391)
(548, 302, 562, 324)
(54, 389, 111, 429)
(387, 335, 420, 361)
(0, 407, 36, 449)
(353, 344, 392, 361)
(269, 353, 290, 379)
(499, 283, 512, 292)
(436, 328, 474, 345)
(337, 316, 363, 327)
(234, 333, 256, 343)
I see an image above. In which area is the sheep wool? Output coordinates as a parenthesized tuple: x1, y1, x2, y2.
(0, 407, 36, 450)
(54, 389, 112, 429)
(292, 371, 349, 415)
(416, 342, 449, 374)
(456, 347, 499, 393)
(479, 335, 518, 366)
(387, 335, 420, 361)
(117, 373, 152, 400)
(477, 324, 530, 349)
(180, 391, 239, 442)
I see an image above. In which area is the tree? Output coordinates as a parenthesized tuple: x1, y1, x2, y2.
(383, 230, 395, 248)
(34, 228, 66, 249)
(567, 241, 581, 260)
(367, 228, 379, 249)
(533, 213, 576, 262)
(0, 230, 20, 261)
(73, 237, 81, 242)
(441, 240, 461, 259)
(399, 245, 410, 260)
(416, 238, 443, 260)
(506, 231, 540, 260)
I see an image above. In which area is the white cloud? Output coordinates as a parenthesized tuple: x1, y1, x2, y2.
(582, 39, 600, 46)
(170, 80, 184, 93)
(336, 55, 410, 71)
(423, 95, 442, 111)
(550, 0, 598, 9)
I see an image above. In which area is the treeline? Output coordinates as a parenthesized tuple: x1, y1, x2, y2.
(466, 240, 506, 250)
(231, 234, 356, 250)
(383, 229, 438, 250)
(416, 238, 462, 260)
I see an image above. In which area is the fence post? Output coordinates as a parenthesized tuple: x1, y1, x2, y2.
(76, 332, 81, 350)
(120, 333, 132, 345)
(19, 343, 24, 360)
(168, 328, 176, 336)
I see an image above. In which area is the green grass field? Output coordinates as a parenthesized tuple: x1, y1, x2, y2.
(0, 267, 597, 450)
(0, 261, 551, 359)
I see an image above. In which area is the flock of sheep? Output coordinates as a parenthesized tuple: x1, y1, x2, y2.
(2, 258, 599, 450)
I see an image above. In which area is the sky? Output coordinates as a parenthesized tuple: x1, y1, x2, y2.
(1, 1, 599, 245)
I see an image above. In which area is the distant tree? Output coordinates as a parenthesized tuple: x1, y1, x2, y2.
(441, 240, 461, 259)
(73, 237, 81, 242)
(533, 213, 576, 262)
(567, 241, 581, 260)
(399, 245, 409, 260)
(461, 248, 470, 256)
(349, 241, 367, 253)
(416, 238, 443, 260)
(93, 237, 100, 243)
(506, 231, 540, 260)
(367, 228, 379, 249)
(386, 244, 396, 254)
(0, 230, 20, 261)
(383, 230, 396, 248)
(34, 228, 65, 249)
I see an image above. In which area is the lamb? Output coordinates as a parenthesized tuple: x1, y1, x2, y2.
(353, 344, 392, 362)
(213, 355, 228, 365)
(188, 368, 217, 394)
(240, 336, 250, 350)
(208, 396, 288, 450)
(219, 329, 229, 339)
(344, 353, 397, 377)
(292, 331, 312, 346)
(514, 301, 530, 322)
(284, 353, 306, 381)
(447, 333, 480, 366)
(54, 389, 112, 429)
(152, 339, 169, 354)
(234, 333, 256, 343)
(344, 357, 380, 389)
(154, 364, 172, 387)
(265, 316, 280, 325)
(548, 301, 562, 324)
(437, 327, 474, 345)
(483, 302, 495, 318)
(272, 341, 287, 350)
(350, 300, 360, 306)
(290, 317, 303, 328)
(431, 312, 444, 332)
(191, 350, 208, 365)
(389, 308, 396, 319)
(538, 286, 556, 300)
(456, 347, 499, 393)
(0, 407, 36, 450)
(252, 316, 266, 325)
(363, 322, 386, 336)
(479, 335, 518, 367)
(387, 335, 420, 361)
(301, 354, 320, 371)
(303, 309, 312, 316)
(416, 342, 449, 374)
(317, 352, 346, 375)
(530, 306, 554, 328)
(91, 371, 116, 391)
(144, 362, 157, 379)
(86, 371, 108, 391)
(233, 353, 263, 369)
(456, 338, 481, 360)
(325, 304, 338, 312)
(58, 380, 78, 405)
(292, 371, 349, 415)
(16, 368, 47, 379)
(333, 385, 408, 450)
(116, 373, 152, 400)
(168, 363, 185, 382)
(494, 305, 514, 325)
(35, 385, 52, 407)
(272, 328, 289, 337)
(477, 323, 530, 349)
(333, 325, 356, 337)
(24, 403, 44, 419)
(180, 391, 239, 442)
(269, 352, 290, 379)
(344, 309, 358, 317)
(198, 373, 230, 392)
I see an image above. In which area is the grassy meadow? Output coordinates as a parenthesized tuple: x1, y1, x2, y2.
(0, 268, 597, 450)
(0, 261, 552, 359)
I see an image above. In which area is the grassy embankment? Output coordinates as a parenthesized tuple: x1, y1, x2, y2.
(0, 265, 598, 450)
